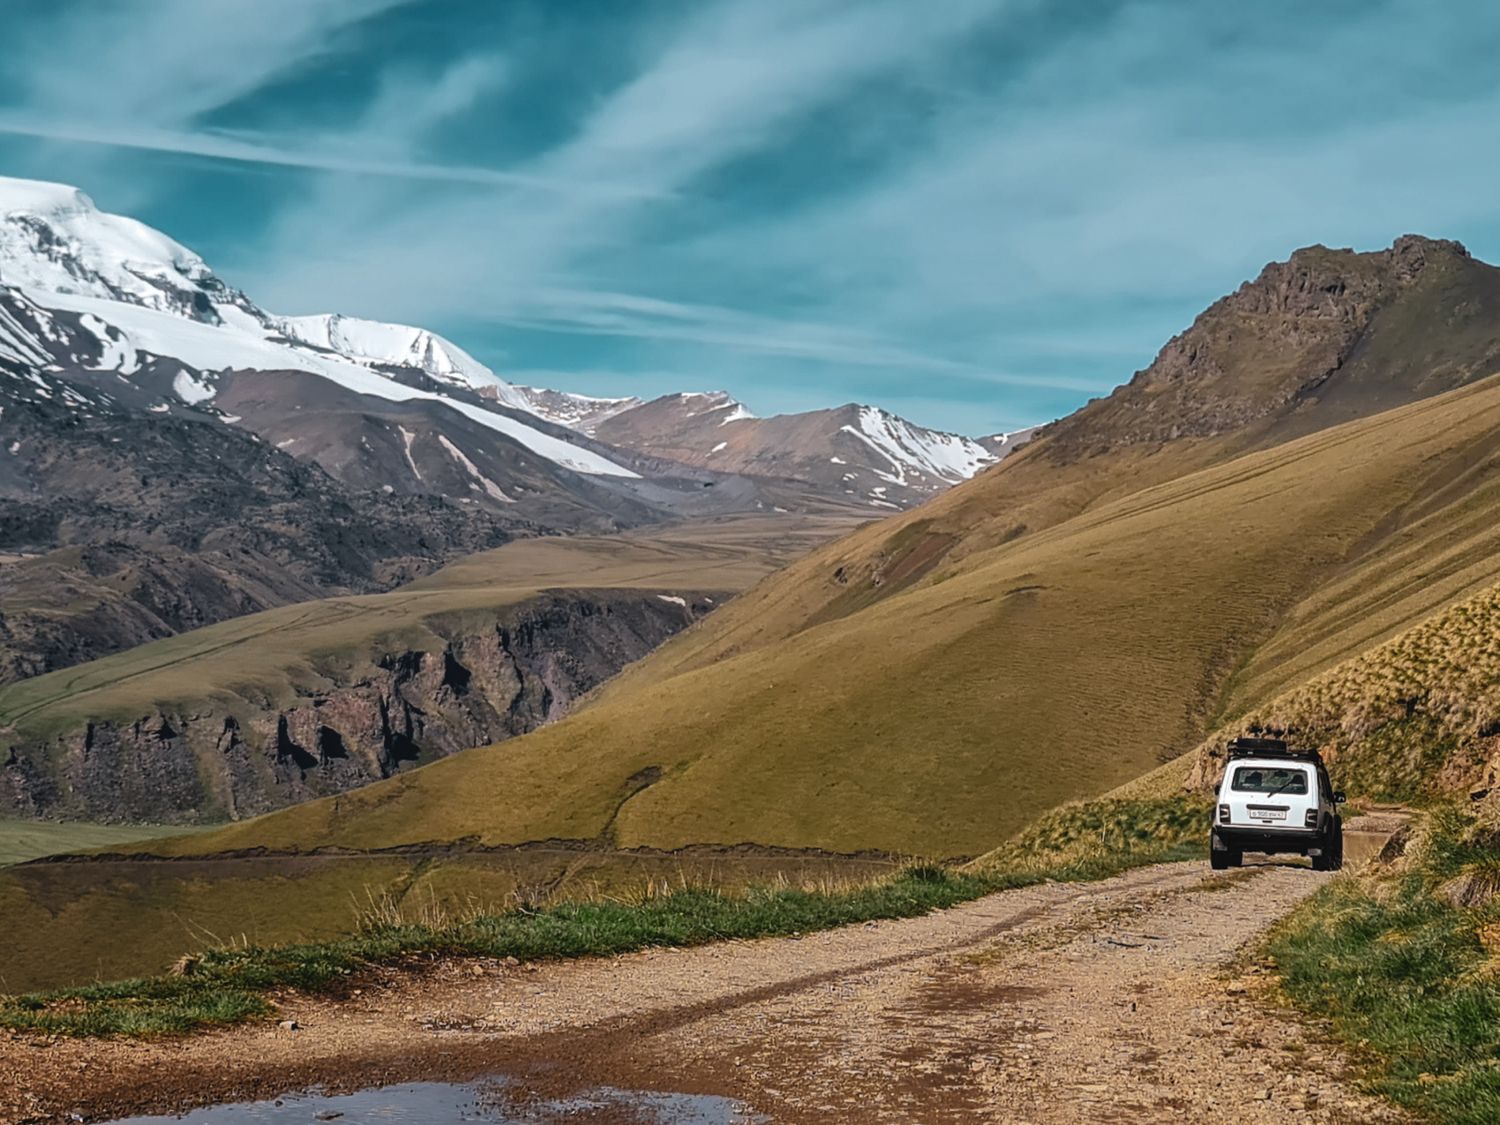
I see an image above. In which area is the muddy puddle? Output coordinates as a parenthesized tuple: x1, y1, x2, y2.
(100, 1079, 762, 1124)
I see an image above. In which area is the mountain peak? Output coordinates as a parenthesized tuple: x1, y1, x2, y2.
(0, 174, 97, 220)
(0, 173, 227, 321)
(1041, 233, 1500, 456)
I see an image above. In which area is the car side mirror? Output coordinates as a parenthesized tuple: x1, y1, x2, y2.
(1334, 791, 1347, 804)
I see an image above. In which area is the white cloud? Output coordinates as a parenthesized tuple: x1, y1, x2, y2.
(234, 0, 1014, 370)
(0, 113, 667, 198)
(18, 0, 406, 125)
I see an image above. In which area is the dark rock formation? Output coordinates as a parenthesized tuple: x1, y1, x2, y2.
(1, 591, 718, 823)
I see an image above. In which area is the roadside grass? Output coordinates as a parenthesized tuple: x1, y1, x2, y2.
(1268, 804, 1500, 1124)
(0, 818, 206, 868)
(0, 796, 1206, 1038)
(967, 794, 1212, 870)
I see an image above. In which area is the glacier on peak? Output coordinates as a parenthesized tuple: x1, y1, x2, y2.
(274, 313, 524, 399)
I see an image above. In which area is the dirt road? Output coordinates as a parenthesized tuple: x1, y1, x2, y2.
(1, 851, 1409, 1124)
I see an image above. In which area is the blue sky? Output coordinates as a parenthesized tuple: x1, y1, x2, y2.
(1, 1, 1498, 435)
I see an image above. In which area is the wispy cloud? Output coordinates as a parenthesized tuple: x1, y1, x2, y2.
(236, 0, 1017, 385)
(488, 286, 1099, 391)
(0, 115, 669, 199)
(14, 0, 408, 124)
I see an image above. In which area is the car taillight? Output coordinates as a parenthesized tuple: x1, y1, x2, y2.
(1305, 809, 1318, 828)
(1218, 804, 1230, 823)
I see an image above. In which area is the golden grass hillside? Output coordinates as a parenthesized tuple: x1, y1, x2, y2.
(1182, 578, 1500, 803)
(602, 237, 1500, 677)
(147, 370, 1500, 860)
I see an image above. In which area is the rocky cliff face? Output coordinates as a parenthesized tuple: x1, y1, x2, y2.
(2, 591, 716, 823)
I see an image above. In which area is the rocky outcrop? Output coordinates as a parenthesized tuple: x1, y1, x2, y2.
(1043, 235, 1500, 457)
(1, 590, 719, 823)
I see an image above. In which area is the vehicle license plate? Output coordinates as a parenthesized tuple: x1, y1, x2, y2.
(1249, 807, 1286, 821)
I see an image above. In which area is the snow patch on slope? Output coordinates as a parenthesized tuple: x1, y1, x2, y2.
(78, 313, 139, 374)
(172, 369, 215, 404)
(0, 293, 53, 368)
(437, 434, 514, 502)
(839, 406, 995, 487)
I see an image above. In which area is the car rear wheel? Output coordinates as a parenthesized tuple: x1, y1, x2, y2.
(1210, 832, 1242, 869)
(1311, 822, 1339, 872)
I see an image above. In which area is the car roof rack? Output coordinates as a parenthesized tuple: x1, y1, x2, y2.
(1226, 736, 1324, 765)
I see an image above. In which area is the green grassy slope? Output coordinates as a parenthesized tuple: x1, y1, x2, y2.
(148, 371, 1500, 860)
(0, 517, 849, 748)
(0, 819, 202, 868)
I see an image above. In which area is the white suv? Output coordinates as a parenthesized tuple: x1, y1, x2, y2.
(1211, 738, 1345, 871)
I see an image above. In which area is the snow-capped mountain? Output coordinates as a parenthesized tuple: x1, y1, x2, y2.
(0, 174, 1005, 512)
(0, 175, 642, 481)
(593, 393, 997, 507)
(0, 178, 254, 323)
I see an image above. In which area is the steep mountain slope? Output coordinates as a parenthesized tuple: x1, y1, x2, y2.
(206, 370, 665, 529)
(135, 236, 1500, 860)
(1177, 577, 1500, 805)
(593, 392, 997, 508)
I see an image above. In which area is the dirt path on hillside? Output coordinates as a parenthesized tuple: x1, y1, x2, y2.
(0, 855, 1410, 1124)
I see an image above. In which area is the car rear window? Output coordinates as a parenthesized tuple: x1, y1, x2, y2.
(1230, 766, 1308, 794)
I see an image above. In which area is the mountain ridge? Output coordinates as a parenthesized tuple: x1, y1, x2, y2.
(0, 173, 1002, 510)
